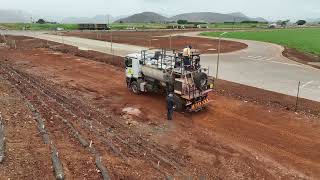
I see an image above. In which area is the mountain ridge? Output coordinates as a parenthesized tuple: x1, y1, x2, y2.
(0, 9, 268, 23)
(118, 11, 268, 23)
(117, 12, 169, 23)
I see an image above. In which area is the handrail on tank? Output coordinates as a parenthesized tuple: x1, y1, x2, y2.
(140, 49, 211, 78)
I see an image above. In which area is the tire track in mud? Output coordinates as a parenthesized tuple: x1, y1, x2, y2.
(0, 62, 187, 178)
(1, 64, 108, 179)
(24, 101, 65, 180)
(17, 68, 186, 177)
(0, 76, 65, 179)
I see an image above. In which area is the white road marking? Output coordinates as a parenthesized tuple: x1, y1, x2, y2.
(240, 57, 262, 62)
(259, 57, 272, 61)
(240, 56, 302, 67)
(265, 57, 274, 61)
(301, 81, 314, 88)
(244, 56, 270, 61)
(248, 55, 263, 59)
(269, 60, 302, 67)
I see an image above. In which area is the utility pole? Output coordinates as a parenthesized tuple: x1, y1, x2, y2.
(295, 81, 301, 111)
(233, 17, 236, 31)
(169, 35, 172, 50)
(110, 30, 113, 54)
(149, 32, 152, 49)
(107, 15, 110, 27)
(216, 38, 221, 79)
(216, 32, 228, 79)
(31, 16, 37, 38)
(61, 35, 65, 46)
(105, 14, 113, 55)
(30, 17, 33, 31)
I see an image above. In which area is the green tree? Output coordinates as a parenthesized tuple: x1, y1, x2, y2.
(177, 20, 188, 24)
(282, 20, 290, 27)
(36, 19, 46, 24)
(296, 20, 306, 25)
(276, 20, 290, 28)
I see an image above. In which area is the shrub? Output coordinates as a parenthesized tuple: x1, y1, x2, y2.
(36, 19, 46, 24)
(241, 21, 258, 24)
(177, 20, 188, 24)
(296, 20, 306, 25)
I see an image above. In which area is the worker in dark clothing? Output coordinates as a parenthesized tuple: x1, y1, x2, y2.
(167, 93, 174, 120)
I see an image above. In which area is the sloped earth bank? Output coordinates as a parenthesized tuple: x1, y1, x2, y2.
(0, 38, 320, 179)
(283, 47, 320, 69)
(61, 31, 248, 54)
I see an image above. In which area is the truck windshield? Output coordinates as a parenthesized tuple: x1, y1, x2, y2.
(125, 57, 132, 67)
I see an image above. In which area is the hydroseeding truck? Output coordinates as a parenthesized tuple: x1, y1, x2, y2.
(125, 49, 214, 112)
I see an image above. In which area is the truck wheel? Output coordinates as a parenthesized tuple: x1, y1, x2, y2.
(131, 81, 141, 94)
(194, 72, 208, 91)
(173, 94, 184, 112)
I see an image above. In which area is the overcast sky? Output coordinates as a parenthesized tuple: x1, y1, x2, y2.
(2, 0, 320, 20)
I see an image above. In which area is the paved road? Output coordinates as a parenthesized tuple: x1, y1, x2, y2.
(181, 31, 320, 102)
(2, 30, 320, 102)
(1, 31, 144, 56)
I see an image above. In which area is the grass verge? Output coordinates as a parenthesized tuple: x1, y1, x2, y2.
(201, 28, 320, 56)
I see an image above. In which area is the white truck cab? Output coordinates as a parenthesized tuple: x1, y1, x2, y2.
(125, 53, 143, 79)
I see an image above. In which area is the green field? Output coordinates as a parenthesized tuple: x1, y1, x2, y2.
(111, 22, 267, 30)
(0, 23, 169, 30)
(0, 23, 79, 31)
(201, 28, 320, 56)
(207, 22, 268, 29)
(0, 22, 267, 31)
(110, 23, 168, 30)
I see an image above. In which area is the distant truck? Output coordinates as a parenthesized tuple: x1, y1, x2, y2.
(125, 49, 214, 112)
(78, 24, 110, 30)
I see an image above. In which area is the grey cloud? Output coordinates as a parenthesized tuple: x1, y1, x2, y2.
(1, 0, 319, 21)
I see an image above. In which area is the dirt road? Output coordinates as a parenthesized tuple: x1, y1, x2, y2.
(62, 31, 248, 54)
(0, 37, 319, 179)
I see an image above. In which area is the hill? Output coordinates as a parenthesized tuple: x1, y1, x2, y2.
(116, 12, 168, 23)
(61, 15, 115, 24)
(0, 9, 268, 24)
(170, 12, 248, 23)
(251, 17, 268, 22)
(170, 12, 267, 23)
(306, 18, 320, 23)
(227, 12, 248, 18)
(117, 11, 268, 23)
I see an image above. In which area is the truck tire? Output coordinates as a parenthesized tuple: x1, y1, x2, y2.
(193, 72, 208, 91)
(130, 81, 141, 94)
(173, 94, 184, 112)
